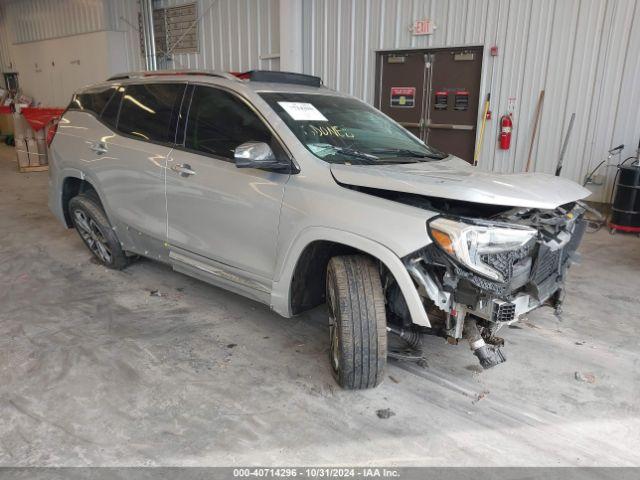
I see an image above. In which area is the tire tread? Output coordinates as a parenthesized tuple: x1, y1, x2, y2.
(327, 255, 387, 389)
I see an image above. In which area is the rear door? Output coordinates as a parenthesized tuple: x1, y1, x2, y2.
(96, 82, 185, 248)
(165, 85, 290, 298)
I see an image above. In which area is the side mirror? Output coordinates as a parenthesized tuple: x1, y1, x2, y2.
(234, 141, 289, 171)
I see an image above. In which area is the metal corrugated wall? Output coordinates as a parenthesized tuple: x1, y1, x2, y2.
(108, 0, 280, 73)
(0, 2, 12, 76)
(150, 0, 280, 71)
(302, 0, 640, 202)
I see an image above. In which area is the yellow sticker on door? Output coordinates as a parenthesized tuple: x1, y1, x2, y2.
(390, 87, 416, 108)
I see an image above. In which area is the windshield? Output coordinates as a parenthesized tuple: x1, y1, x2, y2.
(259, 92, 447, 165)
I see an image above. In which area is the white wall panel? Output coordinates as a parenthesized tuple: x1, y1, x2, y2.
(2, 0, 111, 44)
(301, 0, 640, 202)
(11, 31, 127, 105)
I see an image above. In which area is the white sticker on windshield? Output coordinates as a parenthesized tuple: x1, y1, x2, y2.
(278, 102, 328, 121)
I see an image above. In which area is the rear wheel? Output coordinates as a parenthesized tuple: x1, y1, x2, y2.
(69, 194, 128, 270)
(326, 255, 387, 389)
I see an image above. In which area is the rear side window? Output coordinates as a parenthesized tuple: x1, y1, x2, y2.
(101, 87, 124, 130)
(118, 83, 185, 144)
(68, 87, 116, 116)
(185, 86, 272, 159)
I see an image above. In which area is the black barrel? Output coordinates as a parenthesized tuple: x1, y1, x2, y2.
(611, 165, 640, 227)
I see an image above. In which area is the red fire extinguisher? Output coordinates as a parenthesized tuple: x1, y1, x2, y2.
(499, 114, 513, 149)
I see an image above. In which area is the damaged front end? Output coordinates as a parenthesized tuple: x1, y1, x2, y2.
(390, 201, 587, 369)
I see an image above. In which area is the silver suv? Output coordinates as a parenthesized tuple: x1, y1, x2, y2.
(48, 70, 590, 389)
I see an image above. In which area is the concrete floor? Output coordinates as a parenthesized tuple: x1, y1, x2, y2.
(0, 143, 639, 467)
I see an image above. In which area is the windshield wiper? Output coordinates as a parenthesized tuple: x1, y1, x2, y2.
(370, 147, 448, 160)
(313, 145, 379, 163)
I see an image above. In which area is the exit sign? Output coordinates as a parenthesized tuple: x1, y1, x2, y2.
(412, 18, 434, 35)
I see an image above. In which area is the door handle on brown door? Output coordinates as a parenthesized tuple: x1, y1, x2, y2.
(170, 163, 196, 177)
(89, 141, 107, 154)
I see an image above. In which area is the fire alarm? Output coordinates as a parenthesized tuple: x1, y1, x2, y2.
(490, 45, 499, 56)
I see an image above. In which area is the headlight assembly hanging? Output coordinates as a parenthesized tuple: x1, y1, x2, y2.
(427, 216, 537, 282)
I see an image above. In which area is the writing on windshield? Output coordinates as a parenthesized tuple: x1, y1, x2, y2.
(260, 92, 447, 164)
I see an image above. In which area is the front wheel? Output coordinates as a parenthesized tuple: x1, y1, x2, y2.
(326, 255, 387, 389)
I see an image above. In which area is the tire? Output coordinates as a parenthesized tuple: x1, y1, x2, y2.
(326, 255, 387, 389)
(68, 194, 129, 270)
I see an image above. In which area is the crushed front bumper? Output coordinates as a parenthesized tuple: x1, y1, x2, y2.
(402, 213, 587, 334)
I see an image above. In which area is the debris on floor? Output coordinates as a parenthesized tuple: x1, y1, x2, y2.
(388, 375, 400, 384)
(465, 364, 483, 374)
(574, 371, 596, 384)
(472, 390, 490, 405)
(376, 408, 395, 419)
(149, 289, 165, 297)
(226, 343, 237, 349)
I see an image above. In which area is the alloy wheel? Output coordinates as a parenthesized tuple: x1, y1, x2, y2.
(73, 209, 113, 264)
(326, 278, 340, 373)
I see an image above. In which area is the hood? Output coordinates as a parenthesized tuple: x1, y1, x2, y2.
(330, 156, 591, 210)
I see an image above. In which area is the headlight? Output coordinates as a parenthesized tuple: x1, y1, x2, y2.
(427, 216, 537, 282)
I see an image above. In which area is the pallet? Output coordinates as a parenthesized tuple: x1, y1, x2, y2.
(18, 165, 48, 173)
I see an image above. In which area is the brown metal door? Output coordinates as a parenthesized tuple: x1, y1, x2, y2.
(426, 47, 483, 163)
(376, 52, 428, 139)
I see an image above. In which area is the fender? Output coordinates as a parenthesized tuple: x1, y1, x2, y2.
(52, 167, 113, 226)
(270, 226, 431, 327)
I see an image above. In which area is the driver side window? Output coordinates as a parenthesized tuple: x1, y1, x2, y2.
(185, 86, 272, 160)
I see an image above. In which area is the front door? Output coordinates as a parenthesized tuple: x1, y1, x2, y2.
(165, 85, 289, 298)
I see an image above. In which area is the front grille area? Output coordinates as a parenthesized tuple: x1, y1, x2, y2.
(531, 247, 561, 284)
(532, 218, 586, 285)
(414, 216, 587, 304)
(481, 243, 533, 281)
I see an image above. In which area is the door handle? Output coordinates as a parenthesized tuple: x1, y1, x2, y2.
(170, 163, 196, 177)
(89, 141, 108, 154)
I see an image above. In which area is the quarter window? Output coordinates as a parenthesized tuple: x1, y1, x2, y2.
(185, 86, 272, 159)
(118, 83, 185, 144)
(68, 87, 116, 116)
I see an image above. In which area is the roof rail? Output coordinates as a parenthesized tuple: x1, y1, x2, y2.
(106, 70, 238, 81)
(232, 70, 322, 87)
(107, 69, 324, 87)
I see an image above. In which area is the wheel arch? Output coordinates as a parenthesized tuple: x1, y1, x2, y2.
(61, 174, 103, 227)
(270, 227, 431, 327)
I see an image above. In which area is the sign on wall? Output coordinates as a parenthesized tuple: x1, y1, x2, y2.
(411, 18, 434, 35)
(390, 87, 416, 108)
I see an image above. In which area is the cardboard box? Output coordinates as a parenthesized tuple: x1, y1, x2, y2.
(27, 138, 43, 166)
(36, 138, 48, 165)
(16, 139, 30, 168)
(12, 113, 33, 140)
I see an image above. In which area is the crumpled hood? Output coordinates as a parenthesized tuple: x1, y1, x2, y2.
(330, 156, 591, 210)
